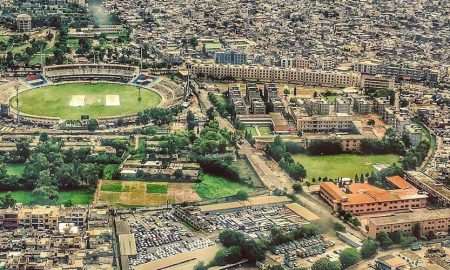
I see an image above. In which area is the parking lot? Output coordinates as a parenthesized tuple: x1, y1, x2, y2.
(123, 211, 215, 268)
(198, 204, 311, 236)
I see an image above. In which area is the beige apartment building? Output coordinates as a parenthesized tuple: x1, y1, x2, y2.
(190, 63, 361, 88)
(367, 208, 450, 238)
(295, 114, 356, 134)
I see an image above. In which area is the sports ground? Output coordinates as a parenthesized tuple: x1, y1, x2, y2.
(10, 83, 161, 119)
(292, 154, 400, 182)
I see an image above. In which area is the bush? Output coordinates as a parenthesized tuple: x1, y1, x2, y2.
(333, 222, 346, 233)
(292, 183, 303, 193)
(234, 190, 249, 200)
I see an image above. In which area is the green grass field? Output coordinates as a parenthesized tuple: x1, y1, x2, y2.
(5, 164, 25, 176)
(146, 184, 168, 194)
(292, 154, 400, 181)
(101, 181, 122, 192)
(245, 126, 258, 136)
(11, 83, 161, 119)
(193, 174, 253, 200)
(0, 190, 92, 205)
(258, 126, 272, 135)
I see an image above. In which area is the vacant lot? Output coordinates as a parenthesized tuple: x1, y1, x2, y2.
(99, 180, 200, 207)
(0, 190, 92, 205)
(292, 154, 400, 182)
(11, 83, 161, 119)
(192, 174, 253, 200)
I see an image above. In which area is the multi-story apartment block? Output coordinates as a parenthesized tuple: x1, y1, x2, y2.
(305, 97, 330, 115)
(16, 14, 31, 32)
(245, 83, 261, 103)
(374, 97, 392, 114)
(320, 176, 428, 215)
(214, 51, 247, 65)
(251, 100, 266, 114)
(367, 208, 450, 238)
(232, 98, 246, 115)
(334, 97, 352, 114)
(361, 74, 395, 91)
(228, 85, 241, 102)
(191, 63, 361, 88)
(295, 114, 356, 134)
(263, 83, 278, 102)
(269, 98, 285, 114)
(405, 124, 422, 146)
(352, 96, 374, 115)
(383, 108, 411, 134)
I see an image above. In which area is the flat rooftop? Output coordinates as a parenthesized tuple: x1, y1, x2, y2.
(368, 208, 450, 225)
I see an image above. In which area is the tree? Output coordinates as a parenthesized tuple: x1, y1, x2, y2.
(354, 174, 359, 182)
(219, 230, 246, 248)
(39, 133, 49, 142)
(32, 186, 59, 204)
(312, 258, 341, 270)
(87, 119, 99, 132)
(412, 222, 421, 239)
(283, 89, 290, 95)
(367, 119, 375, 126)
(389, 230, 403, 244)
(376, 232, 393, 249)
(333, 222, 346, 233)
(0, 192, 16, 208)
(194, 262, 207, 270)
(292, 183, 303, 193)
(190, 37, 198, 47)
(339, 248, 362, 268)
(234, 190, 249, 200)
(187, 110, 196, 130)
(360, 238, 379, 259)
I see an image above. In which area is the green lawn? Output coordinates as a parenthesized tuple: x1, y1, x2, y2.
(5, 164, 25, 176)
(193, 174, 253, 200)
(10, 83, 161, 119)
(245, 126, 258, 136)
(67, 38, 80, 50)
(325, 95, 337, 104)
(0, 190, 92, 205)
(292, 154, 400, 182)
(258, 126, 272, 135)
(146, 184, 168, 194)
(101, 181, 123, 192)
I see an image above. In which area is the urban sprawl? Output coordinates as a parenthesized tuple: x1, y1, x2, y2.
(0, 0, 449, 270)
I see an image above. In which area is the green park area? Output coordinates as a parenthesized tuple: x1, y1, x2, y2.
(0, 190, 93, 205)
(193, 174, 253, 200)
(292, 154, 400, 182)
(5, 163, 25, 176)
(11, 83, 161, 119)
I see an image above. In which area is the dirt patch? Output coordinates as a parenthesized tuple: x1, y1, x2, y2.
(98, 180, 200, 207)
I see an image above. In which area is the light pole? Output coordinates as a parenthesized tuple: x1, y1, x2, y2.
(15, 85, 19, 125)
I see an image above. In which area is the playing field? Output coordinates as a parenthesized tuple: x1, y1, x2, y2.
(292, 154, 400, 182)
(99, 180, 201, 207)
(10, 83, 161, 119)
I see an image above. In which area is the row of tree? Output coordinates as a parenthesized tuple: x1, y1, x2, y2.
(266, 136, 307, 181)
